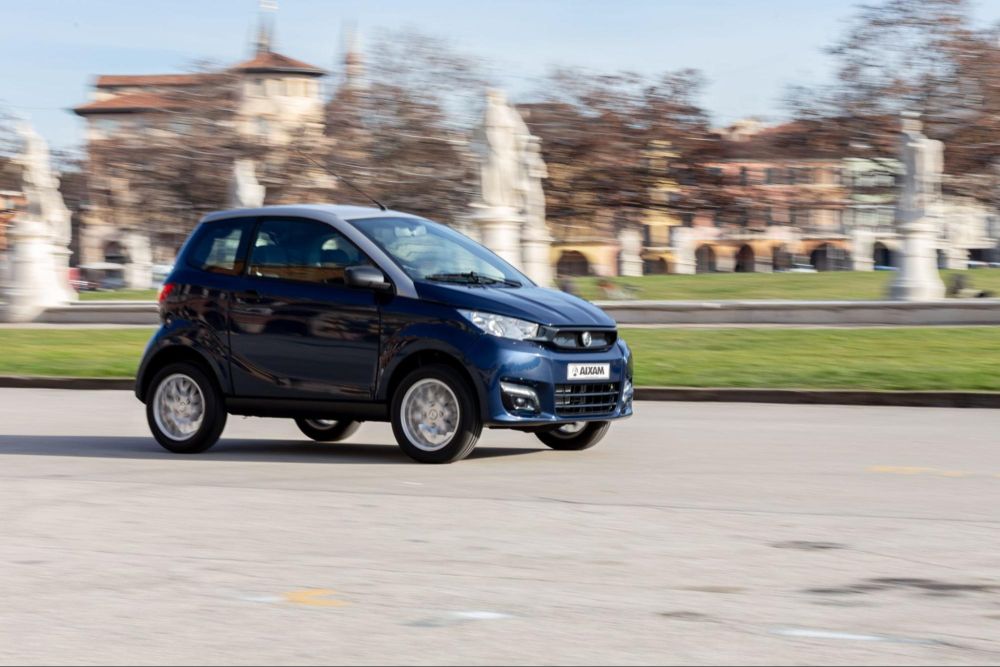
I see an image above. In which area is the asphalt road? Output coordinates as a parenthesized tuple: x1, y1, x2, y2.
(1, 389, 999, 666)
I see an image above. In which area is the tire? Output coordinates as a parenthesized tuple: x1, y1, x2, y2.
(146, 361, 226, 454)
(294, 418, 361, 442)
(391, 364, 482, 463)
(536, 421, 610, 451)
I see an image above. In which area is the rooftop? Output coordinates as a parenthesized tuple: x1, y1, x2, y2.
(231, 50, 326, 76)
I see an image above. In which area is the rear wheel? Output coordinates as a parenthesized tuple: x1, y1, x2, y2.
(391, 364, 482, 463)
(294, 418, 361, 442)
(146, 362, 226, 454)
(536, 421, 610, 451)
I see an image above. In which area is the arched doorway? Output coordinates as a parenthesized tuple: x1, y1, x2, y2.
(643, 258, 669, 275)
(735, 244, 755, 273)
(103, 240, 128, 264)
(810, 244, 835, 271)
(873, 242, 894, 268)
(556, 250, 590, 276)
(772, 245, 793, 272)
(695, 245, 716, 273)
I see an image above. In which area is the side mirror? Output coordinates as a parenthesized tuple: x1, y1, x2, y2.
(345, 265, 392, 291)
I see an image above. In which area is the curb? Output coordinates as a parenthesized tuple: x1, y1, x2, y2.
(0, 376, 134, 391)
(0, 376, 997, 408)
(634, 387, 1000, 408)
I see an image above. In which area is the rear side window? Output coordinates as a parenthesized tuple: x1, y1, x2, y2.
(248, 218, 369, 285)
(186, 218, 254, 275)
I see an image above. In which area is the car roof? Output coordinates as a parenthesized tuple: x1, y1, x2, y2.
(201, 204, 423, 224)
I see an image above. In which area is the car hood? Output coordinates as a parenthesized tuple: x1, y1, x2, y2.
(415, 282, 616, 327)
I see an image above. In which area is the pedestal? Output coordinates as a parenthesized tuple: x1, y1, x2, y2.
(2, 221, 75, 322)
(888, 217, 946, 300)
(474, 206, 524, 270)
(670, 227, 696, 274)
(617, 228, 643, 277)
(521, 230, 553, 287)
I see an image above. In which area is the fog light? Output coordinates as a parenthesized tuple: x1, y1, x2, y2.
(623, 377, 634, 405)
(500, 381, 541, 416)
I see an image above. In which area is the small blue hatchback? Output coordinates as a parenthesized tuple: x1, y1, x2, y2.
(136, 205, 633, 463)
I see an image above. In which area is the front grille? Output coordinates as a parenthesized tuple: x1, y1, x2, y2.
(554, 382, 620, 417)
(547, 328, 617, 351)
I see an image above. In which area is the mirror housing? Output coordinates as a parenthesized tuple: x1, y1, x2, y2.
(345, 265, 392, 291)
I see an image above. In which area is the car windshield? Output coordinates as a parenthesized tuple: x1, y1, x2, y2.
(349, 216, 529, 287)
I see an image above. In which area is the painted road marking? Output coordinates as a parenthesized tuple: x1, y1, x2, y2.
(868, 466, 991, 478)
(282, 589, 349, 607)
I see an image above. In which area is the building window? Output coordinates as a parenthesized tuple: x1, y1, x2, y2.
(765, 168, 779, 185)
(257, 117, 270, 137)
(681, 213, 693, 227)
(739, 167, 748, 186)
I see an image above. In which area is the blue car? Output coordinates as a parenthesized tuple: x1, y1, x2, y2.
(136, 205, 633, 463)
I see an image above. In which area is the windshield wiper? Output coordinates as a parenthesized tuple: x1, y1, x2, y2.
(425, 272, 521, 287)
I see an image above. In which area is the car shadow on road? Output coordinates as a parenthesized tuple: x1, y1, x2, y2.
(0, 435, 547, 464)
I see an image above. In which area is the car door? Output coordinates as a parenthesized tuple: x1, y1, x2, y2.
(228, 216, 382, 401)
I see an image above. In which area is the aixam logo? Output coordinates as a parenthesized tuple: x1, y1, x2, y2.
(577, 365, 604, 376)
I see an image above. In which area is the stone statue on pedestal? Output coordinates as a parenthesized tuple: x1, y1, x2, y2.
(229, 159, 266, 209)
(888, 115, 946, 300)
(470, 89, 553, 285)
(1, 124, 76, 322)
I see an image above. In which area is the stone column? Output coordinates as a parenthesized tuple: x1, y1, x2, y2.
(669, 227, 696, 275)
(888, 215, 945, 299)
(124, 231, 153, 289)
(715, 246, 736, 273)
(851, 229, 875, 271)
(617, 228, 643, 277)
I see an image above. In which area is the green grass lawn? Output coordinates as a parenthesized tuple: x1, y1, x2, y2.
(573, 269, 1000, 301)
(0, 329, 150, 378)
(623, 327, 1000, 391)
(78, 289, 159, 301)
(2, 326, 999, 391)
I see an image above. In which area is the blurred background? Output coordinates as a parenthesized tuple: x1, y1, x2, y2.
(2, 0, 1000, 389)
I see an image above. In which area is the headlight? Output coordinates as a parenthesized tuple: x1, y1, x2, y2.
(459, 310, 539, 340)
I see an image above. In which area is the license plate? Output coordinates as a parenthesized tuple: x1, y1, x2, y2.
(567, 363, 610, 381)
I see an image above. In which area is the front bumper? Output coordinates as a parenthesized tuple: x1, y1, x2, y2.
(467, 335, 634, 427)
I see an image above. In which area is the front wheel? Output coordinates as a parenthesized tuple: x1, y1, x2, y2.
(146, 362, 226, 454)
(536, 421, 610, 451)
(294, 418, 361, 442)
(391, 364, 482, 463)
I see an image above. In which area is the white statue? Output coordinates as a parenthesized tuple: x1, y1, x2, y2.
(889, 115, 946, 301)
(898, 116, 944, 225)
(19, 123, 72, 247)
(474, 90, 524, 212)
(229, 159, 265, 208)
(1, 124, 76, 321)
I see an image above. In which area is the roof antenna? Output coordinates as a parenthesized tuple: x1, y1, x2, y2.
(294, 149, 387, 211)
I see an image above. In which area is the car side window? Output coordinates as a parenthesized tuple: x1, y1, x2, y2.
(248, 218, 370, 285)
(187, 218, 254, 275)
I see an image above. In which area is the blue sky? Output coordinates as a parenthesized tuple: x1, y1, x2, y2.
(4, 0, 1000, 151)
